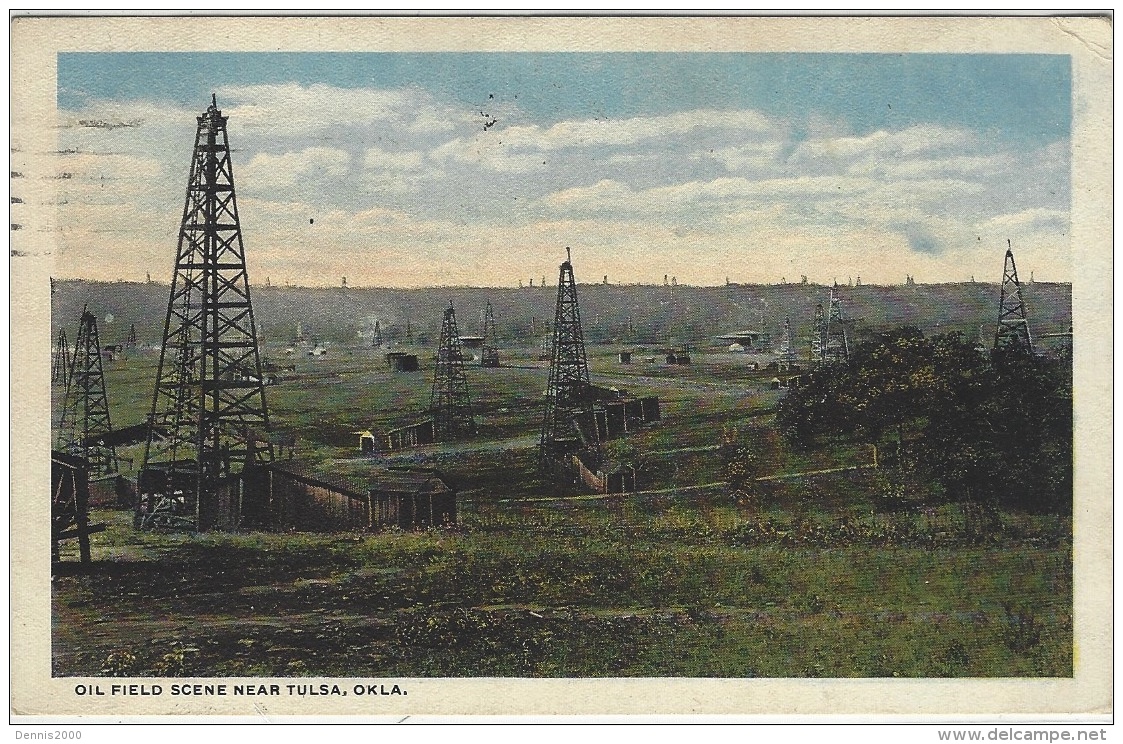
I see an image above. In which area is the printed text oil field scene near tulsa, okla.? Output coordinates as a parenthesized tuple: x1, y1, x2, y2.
(39, 49, 1076, 680)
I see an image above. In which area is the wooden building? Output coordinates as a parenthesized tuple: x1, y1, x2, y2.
(386, 419, 435, 450)
(243, 461, 456, 532)
(386, 352, 420, 372)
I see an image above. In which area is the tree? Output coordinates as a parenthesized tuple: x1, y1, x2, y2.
(776, 328, 1072, 514)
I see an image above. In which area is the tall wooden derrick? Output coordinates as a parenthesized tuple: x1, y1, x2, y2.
(430, 302, 476, 439)
(138, 95, 273, 531)
(779, 316, 797, 368)
(57, 310, 119, 476)
(372, 320, 383, 348)
(52, 328, 71, 387)
(539, 248, 598, 470)
(810, 303, 826, 364)
(823, 289, 850, 365)
(480, 300, 500, 367)
(994, 243, 1034, 354)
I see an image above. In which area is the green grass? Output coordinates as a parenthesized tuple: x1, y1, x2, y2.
(53, 337, 1070, 679)
(53, 494, 1071, 678)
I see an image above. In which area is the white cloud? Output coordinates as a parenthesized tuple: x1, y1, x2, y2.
(984, 208, 1069, 231)
(432, 108, 784, 172)
(704, 141, 786, 171)
(362, 147, 425, 172)
(215, 83, 466, 137)
(52, 86, 1070, 286)
(240, 147, 351, 192)
(792, 124, 977, 165)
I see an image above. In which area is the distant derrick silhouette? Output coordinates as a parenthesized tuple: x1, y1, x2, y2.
(430, 302, 476, 439)
(994, 244, 1034, 354)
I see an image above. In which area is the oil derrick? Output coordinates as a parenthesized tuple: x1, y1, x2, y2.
(480, 300, 500, 367)
(126, 323, 138, 350)
(994, 243, 1034, 353)
(57, 310, 118, 476)
(430, 302, 475, 439)
(778, 316, 796, 368)
(139, 95, 272, 531)
(372, 320, 383, 348)
(540, 248, 598, 470)
(810, 303, 826, 364)
(823, 289, 850, 365)
(52, 328, 71, 387)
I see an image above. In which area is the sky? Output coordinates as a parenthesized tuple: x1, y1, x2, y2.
(53, 52, 1071, 287)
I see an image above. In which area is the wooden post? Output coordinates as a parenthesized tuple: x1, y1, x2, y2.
(76, 465, 92, 563)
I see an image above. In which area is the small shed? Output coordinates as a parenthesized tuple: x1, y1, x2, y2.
(386, 352, 420, 372)
(370, 467, 457, 529)
(386, 419, 435, 450)
(355, 430, 378, 454)
(247, 461, 456, 532)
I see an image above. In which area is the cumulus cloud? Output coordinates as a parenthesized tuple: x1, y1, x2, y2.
(215, 83, 468, 139)
(792, 124, 977, 164)
(52, 83, 1070, 286)
(239, 147, 351, 194)
(984, 208, 1069, 232)
(362, 147, 426, 172)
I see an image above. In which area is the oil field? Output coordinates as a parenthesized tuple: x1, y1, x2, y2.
(46, 81, 1074, 679)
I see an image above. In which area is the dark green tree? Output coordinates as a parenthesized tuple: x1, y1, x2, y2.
(777, 328, 1072, 514)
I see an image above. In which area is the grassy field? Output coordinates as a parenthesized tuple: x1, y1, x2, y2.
(52, 340, 1072, 678)
(54, 496, 1071, 678)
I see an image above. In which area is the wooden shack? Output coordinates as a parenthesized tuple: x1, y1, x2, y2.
(594, 395, 662, 439)
(245, 462, 456, 532)
(369, 468, 457, 529)
(386, 419, 435, 450)
(386, 352, 420, 372)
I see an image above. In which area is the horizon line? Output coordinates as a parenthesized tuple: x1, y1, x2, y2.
(51, 278, 1070, 290)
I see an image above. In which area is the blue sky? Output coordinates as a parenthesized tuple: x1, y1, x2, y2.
(54, 52, 1071, 286)
(59, 53, 1070, 144)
